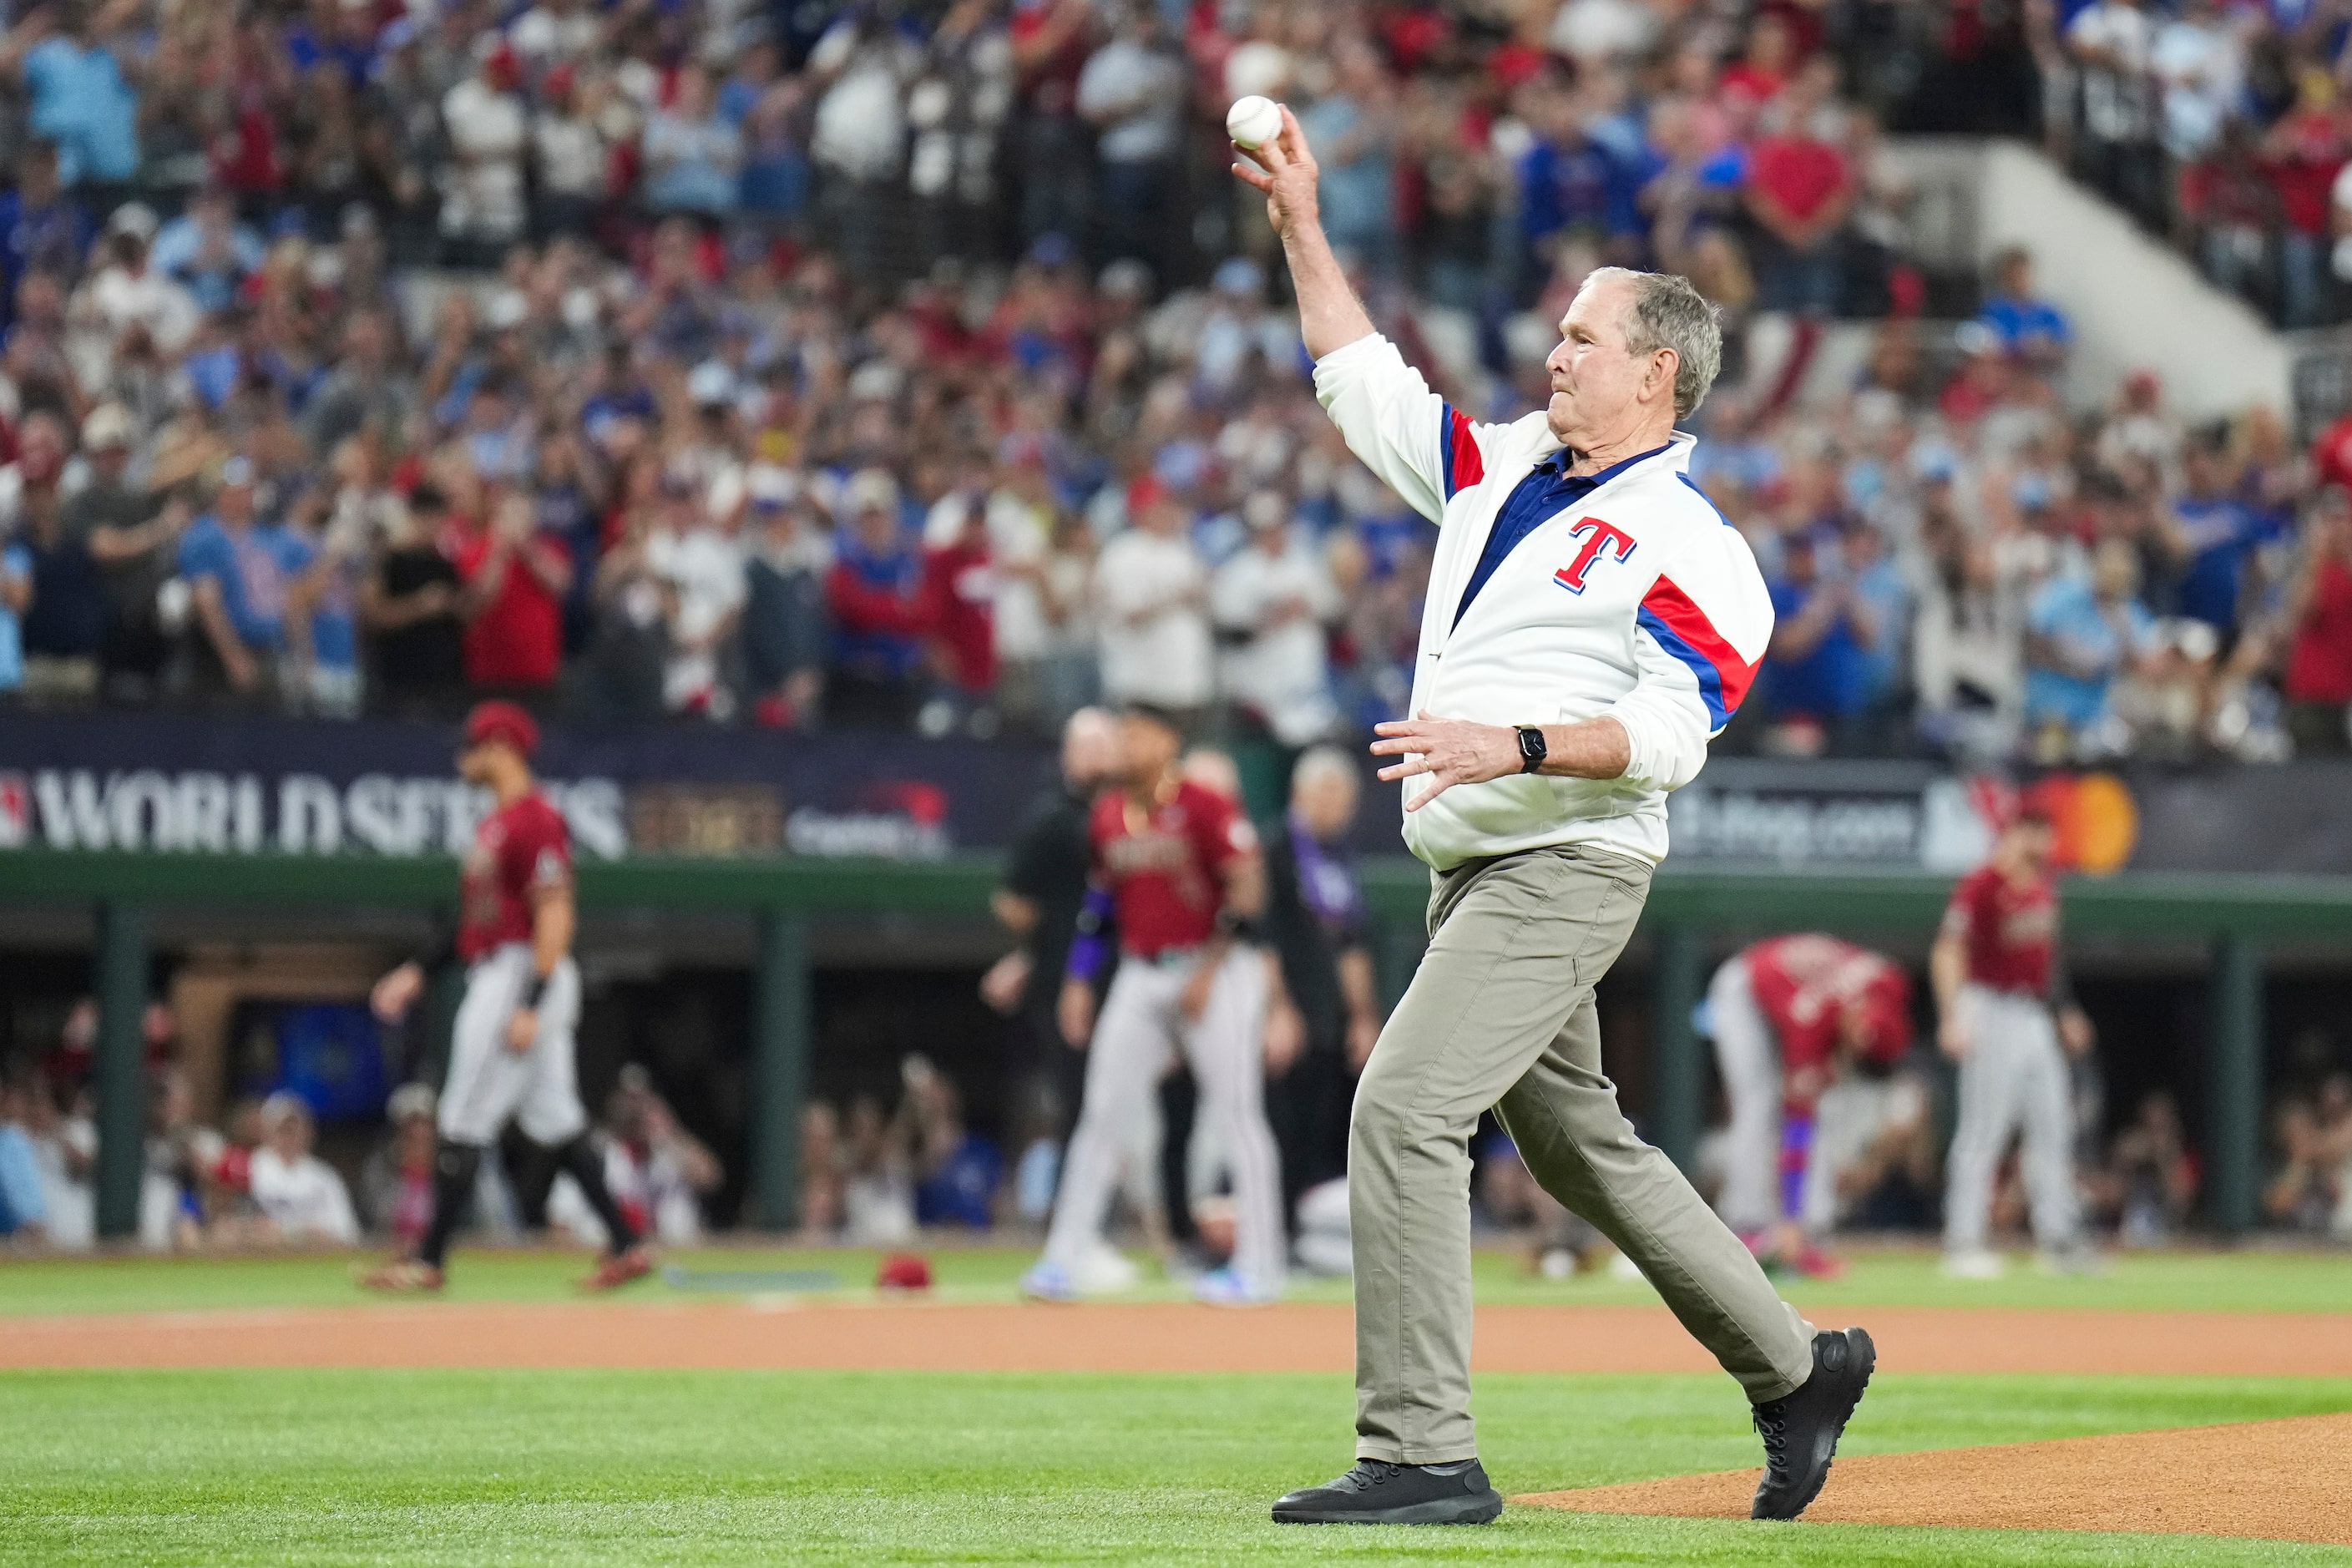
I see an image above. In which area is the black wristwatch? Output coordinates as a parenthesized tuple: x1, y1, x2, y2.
(1515, 725, 1548, 775)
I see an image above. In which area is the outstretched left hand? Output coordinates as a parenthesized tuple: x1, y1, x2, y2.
(1371, 711, 1525, 810)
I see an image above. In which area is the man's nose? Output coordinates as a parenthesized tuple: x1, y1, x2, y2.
(1545, 344, 1571, 377)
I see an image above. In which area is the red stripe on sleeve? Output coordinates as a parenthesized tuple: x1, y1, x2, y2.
(1446, 409, 1484, 496)
(1640, 574, 1758, 711)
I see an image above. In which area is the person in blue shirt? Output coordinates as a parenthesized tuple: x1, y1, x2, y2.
(2024, 540, 2156, 745)
(1518, 102, 1649, 272)
(150, 188, 268, 316)
(1763, 527, 1880, 749)
(176, 457, 308, 703)
(0, 531, 28, 695)
(2163, 437, 2283, 635)
(0, 140, 91, 331)
(3, 6, 139, 190)
(1975, 247, 2072, 367)
(0, 1076, 48, 1239)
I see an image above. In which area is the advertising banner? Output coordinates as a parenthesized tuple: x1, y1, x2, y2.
(1, 712, 2345, 876)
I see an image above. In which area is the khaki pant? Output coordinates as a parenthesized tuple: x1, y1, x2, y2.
(1350, 844, 1815, 1464)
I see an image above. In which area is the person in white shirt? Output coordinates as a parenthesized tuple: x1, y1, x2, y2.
(1211, 490, 1340, 746)
(2150, 0, 2240, 164)
(645, 473, 747, 717)
(248, 1094, 360, 1247)
(441, 42, 532, 254)
(2067, 0, 2164, 230)
(1093, 473, 1213, 721)
(1234, 106, 1867, 1529)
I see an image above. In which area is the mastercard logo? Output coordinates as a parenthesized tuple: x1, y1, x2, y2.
(2019, 772, 2139, 876)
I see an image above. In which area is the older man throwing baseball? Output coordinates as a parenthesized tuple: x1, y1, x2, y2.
(1233, 109, 1874, 1527)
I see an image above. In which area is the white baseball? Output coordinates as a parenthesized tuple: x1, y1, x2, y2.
(1227, 95, 1283, 151)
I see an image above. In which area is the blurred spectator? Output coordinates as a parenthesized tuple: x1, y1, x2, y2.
(645, 469, 746, 717)
(1074, 4, 1184, 276)
(150, 188, 264, 316)
(3, 3, 140, 191)
(840, 1094, 917, 1246)
(551, 1066, 722, 1247)
(826, 468, 930, 727)
(456, 488, 571, 701)
(442, 41, 531, 262)
(1743, 58, 1856, 313)
(0, 1075, 48, 1243)
(359, 1083, 438, 1254)
(2162, 434, 2279, 638)
(24, 1075, 94, 1250)
(68, 404, 184, 701)
(2067, 0, 2163, 233)
(362, 483, 468, 716)
(2023, 539, 2157, 760)
(898, 1053, 1001, 1229)
(1211, 491, 1340, 746)
(2099, 1092, 2198, 1247)
(1762, 527, 1880, 753)
(0, 142, 89, 326)
(800, 1100, 846, 1238)
(1095, 475, 1212, 724)
(1974, 249, 2071, 369)
(177, 457, 302, 706)
(247, 1093, 359, 1247)
(1260, 746, 1378, 1211)
(741, 468, 830, 728)
(2264, 1084, 2351, 1237)
(2281, 486, 2352, 754)
(1296, 36, 1400, 275)
(643, 64, 743, 219)
(13, 415, 104, 702)
(920, 484, 999, 732)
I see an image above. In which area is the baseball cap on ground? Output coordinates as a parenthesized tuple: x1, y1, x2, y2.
(875, 1252, 932, 1291)
(463, 700, 539, 758)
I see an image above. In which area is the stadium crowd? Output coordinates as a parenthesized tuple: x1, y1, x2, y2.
(0, 0, 2344, 761)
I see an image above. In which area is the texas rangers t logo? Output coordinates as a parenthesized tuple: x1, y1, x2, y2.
(1553, 518, 1637, 594)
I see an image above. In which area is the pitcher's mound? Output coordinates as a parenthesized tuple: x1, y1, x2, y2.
(1517, 1411, 2352, 1546)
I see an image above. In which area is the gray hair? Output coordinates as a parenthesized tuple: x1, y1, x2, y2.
(1291, 745, 1358, 798)
(1582, 267, 1722, 422)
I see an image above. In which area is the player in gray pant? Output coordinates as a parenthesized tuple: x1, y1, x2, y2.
(1935, 811, 2095, 1277)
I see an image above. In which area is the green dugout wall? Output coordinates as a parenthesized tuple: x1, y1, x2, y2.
(6, 849, 2346, 1242)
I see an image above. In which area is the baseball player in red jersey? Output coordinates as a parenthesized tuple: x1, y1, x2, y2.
(357, 701, 650, 1292)
(1706, 935, 1912, 1277)
(1023, 703, 1291, 1305)
(1935, 808, 2097, 1278)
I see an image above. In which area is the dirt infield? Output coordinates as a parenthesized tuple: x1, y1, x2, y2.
(8, 1297, 2352, 1377)
(1519, 1411, 2352, 1546)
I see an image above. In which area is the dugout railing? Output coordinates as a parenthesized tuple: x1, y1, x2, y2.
(4, 848, 2346, 1244)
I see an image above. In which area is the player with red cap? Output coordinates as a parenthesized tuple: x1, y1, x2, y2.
(357, 701, 651, 1292)
(1704, 933, 1913, 1278)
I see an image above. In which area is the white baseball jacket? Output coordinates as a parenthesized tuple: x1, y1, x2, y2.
(1313, 332, 1773, 871)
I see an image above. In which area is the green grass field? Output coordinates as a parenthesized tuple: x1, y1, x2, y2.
(7, 1248, 2352, 1565)
(8, 1242, 2352, 1317)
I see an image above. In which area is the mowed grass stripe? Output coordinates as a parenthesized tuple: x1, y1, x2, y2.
(4, 1370, 2350, 1565)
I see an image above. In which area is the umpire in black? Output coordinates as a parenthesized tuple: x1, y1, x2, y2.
(983, 708, 1120, 1121)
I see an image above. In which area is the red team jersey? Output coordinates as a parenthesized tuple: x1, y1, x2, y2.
(1745, 935, 1911, 1079)
(1089, 780, 1257, 958)
(1940, 864, 2057, 995)
(458, 793, 573, 960)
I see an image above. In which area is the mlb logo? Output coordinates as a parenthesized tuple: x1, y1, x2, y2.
(0, 771, 24, 849)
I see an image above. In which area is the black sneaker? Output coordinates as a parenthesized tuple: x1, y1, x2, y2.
(1271, 1459, 1503, 1525)
(1750, 1326, 1875, 1520)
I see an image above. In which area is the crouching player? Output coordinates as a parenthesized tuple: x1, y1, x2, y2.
(359, 701, 650, 1292)
(1706, 933, 1912, 1277)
